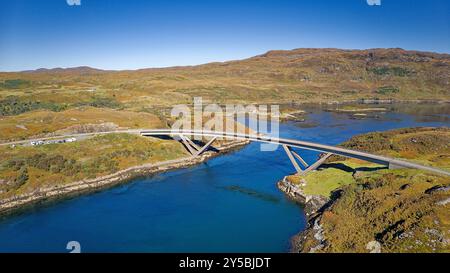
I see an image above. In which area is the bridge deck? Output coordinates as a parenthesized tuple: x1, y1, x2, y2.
(1, 129, 448, 176)
(141, 129, 450, 176)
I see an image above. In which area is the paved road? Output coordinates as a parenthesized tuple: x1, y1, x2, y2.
(1, 128, 449, 176)
(0, 130, 142, 147)
(141, 129, 450, 176)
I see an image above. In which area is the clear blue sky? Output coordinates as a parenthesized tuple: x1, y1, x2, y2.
(0, 0, 449, 71)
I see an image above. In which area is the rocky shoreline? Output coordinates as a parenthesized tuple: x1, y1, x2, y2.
(0, 139, 250, 218)
(277, 176, 333, 253)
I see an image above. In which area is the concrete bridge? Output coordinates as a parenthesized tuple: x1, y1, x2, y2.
(1, 129, 449, 176)
(140, 129, 450, 176)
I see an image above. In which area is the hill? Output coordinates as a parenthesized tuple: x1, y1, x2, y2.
(0, 48, 449, 116)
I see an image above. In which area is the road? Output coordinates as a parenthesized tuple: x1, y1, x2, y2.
(1, 128, 449, 176)
(0, 129, 142, 147)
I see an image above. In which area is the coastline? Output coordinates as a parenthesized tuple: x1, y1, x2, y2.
(276, 127, 450, 253)
(277, 176, 333, 253)
(0, 139, 250, 218)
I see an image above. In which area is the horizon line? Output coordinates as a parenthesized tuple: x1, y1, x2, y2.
(1, 46, 449, 73)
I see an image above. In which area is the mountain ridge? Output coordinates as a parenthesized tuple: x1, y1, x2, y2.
(1, 47, 449, 108)
(10, 48, 450, 74)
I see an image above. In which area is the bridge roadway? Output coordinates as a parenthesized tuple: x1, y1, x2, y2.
(1, 129, 449, 176)
(140, 129, 450, 176)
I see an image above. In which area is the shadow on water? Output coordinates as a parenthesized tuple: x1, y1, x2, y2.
(218, 185, 281, 203)
(414, 114, 450, 123)
(293, 121, 320, 129)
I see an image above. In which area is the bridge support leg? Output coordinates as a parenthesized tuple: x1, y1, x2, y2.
(184, 136, 201, 151)
(179, 135, 218, 157)
(303, 153, 333, 175)
(291, 150, 309, 168)
(179, 135, 198, 155)
(283, 145, 303, 174)
(195, 137, 218, 157)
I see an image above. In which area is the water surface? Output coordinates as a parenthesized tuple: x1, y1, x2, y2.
(0, 104, 448, 252)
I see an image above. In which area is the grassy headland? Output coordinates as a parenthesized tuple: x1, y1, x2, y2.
(284, 127, 450, 253)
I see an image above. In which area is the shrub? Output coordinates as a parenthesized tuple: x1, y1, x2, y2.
(75, 96, 122, 109)
(368, 66, 413, 77)
(0, 79, 31, 89)
(376, 86, 400, 95)
(0, 96, 68, 116)
(15, 167, 29, 186)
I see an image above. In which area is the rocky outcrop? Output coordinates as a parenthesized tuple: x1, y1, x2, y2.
(277, 177, 329, 217)
(277, 176, 331, 253)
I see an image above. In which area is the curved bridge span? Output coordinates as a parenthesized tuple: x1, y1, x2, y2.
(2, 129, 449, 176)
(141, 129, 450, 176)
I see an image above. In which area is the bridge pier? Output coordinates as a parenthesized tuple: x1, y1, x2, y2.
(185, 137, 201, 151)
(291, 150, 309, 168)
(283, 146, 335, 175)
(139, 129, 450, 177)
(283, 145, 302, 174)
(179, 135, 217, 157)
(195, 137, 217, 156)
(179, 135, 198, 155)
(303, 153, 333, 174)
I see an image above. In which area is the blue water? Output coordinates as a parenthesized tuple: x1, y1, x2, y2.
(0, 104, 448, 253)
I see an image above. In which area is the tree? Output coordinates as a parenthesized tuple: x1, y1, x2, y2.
(15, 167, 29, 187)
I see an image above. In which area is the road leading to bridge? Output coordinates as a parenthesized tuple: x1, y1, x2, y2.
(1, 129, 449, 176)
(140, 129, 450, 176)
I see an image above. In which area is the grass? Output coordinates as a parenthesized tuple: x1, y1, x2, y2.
(339, 127, 450, 171)
(317, 169, 450, 253)
(294, 127, 450, 253)
(0, 133, 189, 198)
(301, 169, 354, 197)
(0, 79, 31, 89)
(0, 106, 165, 141)
(331, 105, 387, 112)
(287, 160, 380, 198)
(288, 127, 450, 199)
(1, 48, 449, 111)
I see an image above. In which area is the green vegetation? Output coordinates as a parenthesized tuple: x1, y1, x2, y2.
(288, 127, 450, 198)
(293, 127, 450, 253)
(0, 96, 68, 116)
(0, 79, 31, 89)
(315, 169, 450, 253)
(368, 66, 413, 77)
(376, 86, 400, 95)
(287, 161, 376, 198)
(329, 105, 387, 113)
(15, 167, 29, 188)
(76, 96, 123, 109)
(339, 127, 450, 168)
(0, 107, 165, 142)
(1, 48, 449, 111)
(0, 95, 123, 117)
(0, 134, 189, 197)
